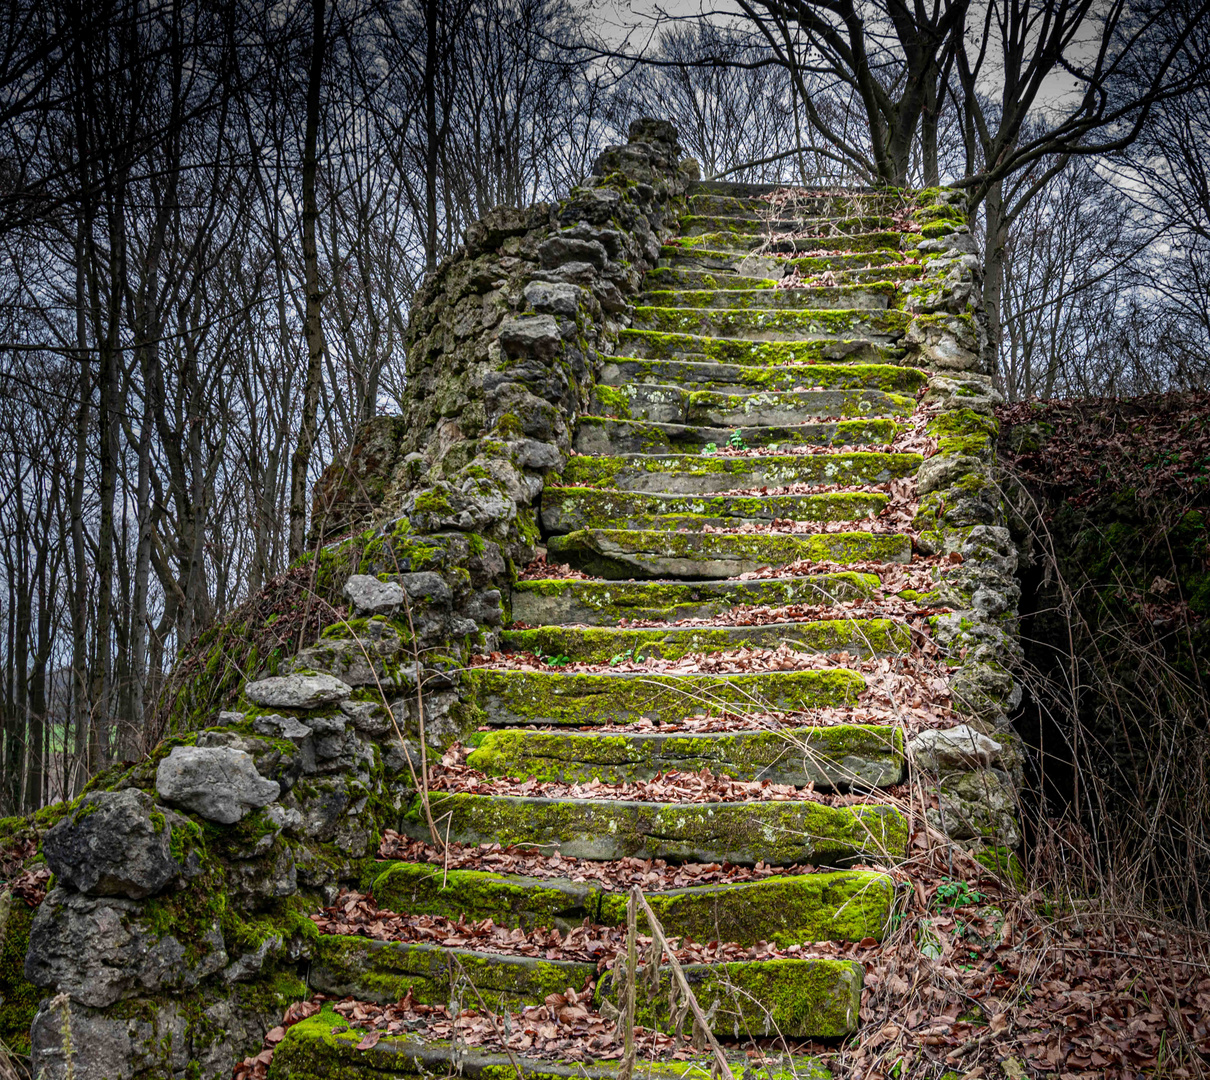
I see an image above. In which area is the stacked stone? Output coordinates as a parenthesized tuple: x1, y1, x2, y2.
(15, 122, 1027, 1080)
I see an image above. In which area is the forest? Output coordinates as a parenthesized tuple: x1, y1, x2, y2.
(0, 0, 1207, 816)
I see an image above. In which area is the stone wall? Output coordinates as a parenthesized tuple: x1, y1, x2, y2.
(4, 119, 700, 1080)
(0, 125, 1031, 1078)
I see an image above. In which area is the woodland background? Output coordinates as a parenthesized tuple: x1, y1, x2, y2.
(0, 0, 1207, 815)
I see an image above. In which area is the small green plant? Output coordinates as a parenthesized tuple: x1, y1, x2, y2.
(728, 429, 747, 449)
(537, 651, 573, 668)
(700, 442, 718, 456)
(934, 878, 985, 908)
(609, 645, 644, 666)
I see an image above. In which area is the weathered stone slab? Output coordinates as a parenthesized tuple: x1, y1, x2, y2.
(510, 574, 880, 626)
(156, 746, 280, 824)
(465, 724, 906, 789)
(245, 673, 352, 709)
(540, 487, 888, 533)
(269, 1004, 834, 1079)
(546, 527, 910, 579)
(502, 620, 909, 663)
(307, 935, 598, 1011)
(556, 451, 921, 494)
(470, 668, 864, 726)
(573, 416, 898, 456)
(400, 793, 908, 865)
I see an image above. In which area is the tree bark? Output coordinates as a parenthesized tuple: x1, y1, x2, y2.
(288, 0, 328, 563)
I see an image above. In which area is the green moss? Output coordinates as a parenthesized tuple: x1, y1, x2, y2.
(613, 327, 900, 367)
(927, 408, 999, 457)
(411, 488, 454, 515)
(601, 956, 862, 1038)
(498, 618, 910, 664)
(310, 935, 596, 1013)
(400, 791, 907, 865)
(0, 893, 38, 1054)
(631, 305, 910, 341)
(370, 862, 596, 929)
(469, 666, 865, 726)
(465, 724, 904, 789)
(974, 844, 1026, 888)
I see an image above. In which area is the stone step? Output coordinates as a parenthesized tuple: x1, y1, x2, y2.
(556, 451, 922, 495)
(501, 618, 910, 662)
(545, 527, 911, 579)
(510, 573, 881, 626)
(369, 860, 895, 944)
(573, 416, 900, 457)
(679, 214, 896, 238)
(468, 668, 864, 726)
(688, 187, 906, 216)
(270, 1008, 836, 1079)
(465, 724, 905, 790)
(614, 328, 901, 365)
(670, 231, 905, 256)
(642, 265, 923, 291)
(541, 487, 888, 533)
(659, 246, 909, 275)
(637, 284, 897, 310)
(596, 954, 862, 1038)
(631, 306, 910, 343)
(592, 383, 914, 426)
(597, 356, 926, 394)
(400, 792, 908, 866)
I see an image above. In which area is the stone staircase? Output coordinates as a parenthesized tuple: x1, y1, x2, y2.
(272, 182, 943, 1078)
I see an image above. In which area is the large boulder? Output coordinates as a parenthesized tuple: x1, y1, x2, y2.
(908, 725, 1002, 773)
(342, 574, 405, 616)
(244, 672, 351, 709)
(25, 889, 227, 1008)
(156, 746, 280, 825)
(42, 789, 191, 900)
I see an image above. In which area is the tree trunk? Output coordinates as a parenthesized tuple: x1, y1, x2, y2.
(423, 0, 440, 272)
(288, 0, 328, 562)
(983, 176, 1009, 393)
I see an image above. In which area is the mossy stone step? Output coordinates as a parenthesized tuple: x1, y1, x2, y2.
(597, 955, 863, 1038)
(369, 861, 895, 944)
(400, 792, 908, 865)
(468, 668, 864, 726)
(614, 328, 900, 365)
(555, 451, 922, 495)
(688, 186, 905, 215)
(308, 935, 599, 1012)
(545, 527, 911, 579)
(592, 383, 914, 425)
(465, 724, 905, 789)
(658, 246, 909, 276)
(541, 487, 888, 534)
(636, 284, 897, 311)
(573, 416, 900, 457)
(644, 265, 921, 291)
(669, 231, 905, 256)
(268, 1005, 834, 1079)
(631, 305, 910, 343)
(510, 573, 881, 626)
(679, 213, 896, 238)
(501, 618, 910, 663)
(596, 357, 927, 394)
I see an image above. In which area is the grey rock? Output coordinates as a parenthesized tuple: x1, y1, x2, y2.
(909, 725, 1002, 773)
(497, 314, 562, 358)
(927, 769, 1020, 847)
(524, 280, 581, 316)
(398, 571, 452, 606)
(244, 672, 352, 709)
(156, 746, 280, 825)
(228, 842, 297, 905)
(223, 933, 282, 983)
(26, 888, 227, 1007)
(30, 997, 189, 1080)
(343, 573, 405, 616)
(538, 235, 608, 270)
(512, 438, 563, 470)
(253, 713, 313, 741)
(43, 790, 186, 900)
(217, 710, 246, 725)
(341, 699, 393, 737)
